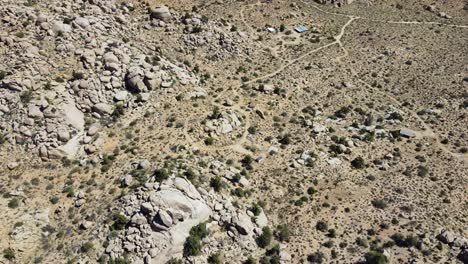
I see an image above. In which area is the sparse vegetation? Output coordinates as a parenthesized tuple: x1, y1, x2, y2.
(256, 227, 272, 248)
(3, 248, 15, 260)
(184, 223, 209, 256)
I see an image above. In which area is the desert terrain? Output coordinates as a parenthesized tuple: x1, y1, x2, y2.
(0, 0, 467, 263)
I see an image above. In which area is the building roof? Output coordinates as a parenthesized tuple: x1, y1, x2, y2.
(294, 25, 308, 33)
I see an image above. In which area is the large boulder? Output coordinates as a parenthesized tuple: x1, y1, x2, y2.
(93, 103, 113, 115)
(125, 67, 147, 93)
(234, 212, 255, 236)
(150, 5, 171, 21)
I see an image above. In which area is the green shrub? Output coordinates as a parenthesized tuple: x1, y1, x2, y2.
(184, 168, 196, 182)
(256, 227, 272, 248)
(316, 221, 328, 232)
(307, 251, 325, 263)
(0, 132, 5, 145)
(417, 165, 429, 177)
(81, 242, 94, 253)
(307, 187, 317, 195)
(260, 245, 281, 264)
(108, 258, 129, 264)
(364, 251, 388, 264)
(351, 157, 365, 169)
(20, 89, 33, 104)
(204, 137, 215, 145)
(184, 223, 209, 256)
(185, 235, 202, 256)
(391, 233, 418, 248)
(250, 203, 262, 216)
(207, 251, 223, 264)
(49, 196, 59, 204)
(210, 176, 223, 192)
(356, 237, 368, 248)
(112, 104, 125, 120)
(241, 155, 254, 170)
(371, 199, 387, 209)
(3, 248, 15, 260)
(279, 24, 286, 32)
(279, 134, 291, 145)
(8, 198, 19, 209)
(232, 187, 245, 197)
(154, 168, 169, 182)
(275, 224, 290, 242)
(167, 258, 183, 264)
(72, 71, 85, 80)
(244, 256, 257, 264)
(190, 222, 209, 239)
(111, 213, 128, 231)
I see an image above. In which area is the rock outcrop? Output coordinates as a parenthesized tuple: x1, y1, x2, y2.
(105, 177, 211, 263)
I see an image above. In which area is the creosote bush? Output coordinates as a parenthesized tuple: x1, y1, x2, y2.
(210, 176, 223, 192)
(316, 221, 328, 232)
(256, 226, 272, 248)
(8, 198, 20, 209)
(184, 223, 209, 256)
(153, 168, 169, 182)
(364, 251, 388, 264)
(111, 213, 128, 231)
(390, 233, 418, 248)
(275, 224, 290, 242)
(351, 157, 365, 169)
(3, 248, 15, 260)
(371, 199, 387, 209)
(207, 251, 223, 264)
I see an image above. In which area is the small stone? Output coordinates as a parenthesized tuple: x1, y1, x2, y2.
(139, 159, 150, 169)
(114, 91, 128, 101)
(80, 221, 93, 230)
(87, 123, 100, 136)
(7, 162, 19, 170)
(75, 199, 86, 207)
(57, 130, 70, 142)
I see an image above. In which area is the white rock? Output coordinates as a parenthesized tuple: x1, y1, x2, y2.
(255, 211, 268, 227)
(87, 123, 100, 136)
(7, 162, 19, 170)
(221, 123, 233, 134)
(400, 128, 416, 138)
(74, 17, 90, 28)
(114, 91, 128, 101)
(150, 5, 171, 21)
(93, 103, 113, 115)
(52, 21, 71, 34)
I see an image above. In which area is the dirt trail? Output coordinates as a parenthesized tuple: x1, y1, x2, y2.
(182, 16, 357, 155)
(182, 1, 467, 161)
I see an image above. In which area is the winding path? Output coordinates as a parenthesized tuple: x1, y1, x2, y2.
(182, 0, 467, 162)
